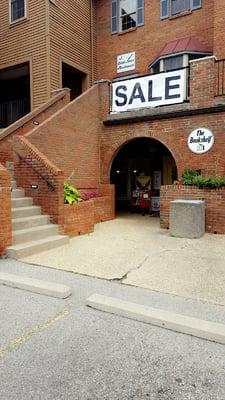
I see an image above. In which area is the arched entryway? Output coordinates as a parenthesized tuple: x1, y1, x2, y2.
(110, 137, 177, 213)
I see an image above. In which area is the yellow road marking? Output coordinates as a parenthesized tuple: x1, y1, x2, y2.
(0, 304, 72, 360)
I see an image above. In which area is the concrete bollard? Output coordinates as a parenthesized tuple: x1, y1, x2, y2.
(170, 199, 205, 239)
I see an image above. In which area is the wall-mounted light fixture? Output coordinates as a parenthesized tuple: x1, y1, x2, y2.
(33, 120, 39, 125)
(116, 170, 120, 174)
(31, 184, 38, 189)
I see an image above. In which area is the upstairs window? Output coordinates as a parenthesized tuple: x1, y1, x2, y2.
(160, 0, 201, 19)
(10, 0, 26, 23)
(164, 55, 183, 71)
(111, 0, 144, 34)
(150, 53, 209, 75)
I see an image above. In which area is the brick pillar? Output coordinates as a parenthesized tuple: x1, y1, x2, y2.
(189, 56, 216, 109)
(0, 165, 12, 255)
(98, 81, 111, 120)
(213, 0, 225, 59)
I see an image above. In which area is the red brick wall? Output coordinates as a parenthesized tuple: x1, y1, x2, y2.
(62, 201, 95, 237)
(95, 183, 115, 222)
(98, 57, 225, 183)
(13, 136, 64, 225)
(0, 90, 70, 165)
(9, 86, 115, 237)
(62, 190, 115, 237)
(94, 196, 115, 223)
(213, 0, 225, 59)
(0, 164, 12, 255)
(160, 185, 225, 234)
(94, 0, 214, 80)
(189, 57, 216, 109)
(100, 111, 225, 183)
(27, 85, 100, 189)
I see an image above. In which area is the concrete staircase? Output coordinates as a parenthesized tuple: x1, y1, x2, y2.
(7, 178, 69, 259)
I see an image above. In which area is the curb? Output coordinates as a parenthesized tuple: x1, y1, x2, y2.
(0, 272, 72, 299)
(87, 293, 225, 345)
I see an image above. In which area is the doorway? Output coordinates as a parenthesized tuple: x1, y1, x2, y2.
(110, 137, 177, 213)
(62, 63, 87, 101)
(0, 62, 30, 128)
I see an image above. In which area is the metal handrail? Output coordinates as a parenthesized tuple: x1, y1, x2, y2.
(17, 152, 56, 191)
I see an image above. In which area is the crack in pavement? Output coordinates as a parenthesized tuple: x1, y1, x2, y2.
(111, 255, 150, 283)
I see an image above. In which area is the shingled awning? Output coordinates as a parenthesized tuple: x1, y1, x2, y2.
(149, 37, 212, 68)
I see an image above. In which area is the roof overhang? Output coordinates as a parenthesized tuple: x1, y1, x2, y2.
(149, 37, 212, 68)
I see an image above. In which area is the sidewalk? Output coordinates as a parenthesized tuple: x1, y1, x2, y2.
(20, 213, 225, 306)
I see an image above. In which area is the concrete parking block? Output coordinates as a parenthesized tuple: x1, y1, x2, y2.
(0, 272, 72, 299)
(87, 294, 225, 345)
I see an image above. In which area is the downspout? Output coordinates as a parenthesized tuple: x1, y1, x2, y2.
(46, 0, 51, 99)
(90, 0, 94, 85)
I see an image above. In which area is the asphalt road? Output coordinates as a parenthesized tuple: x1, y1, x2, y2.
(0, 259, 225, 400)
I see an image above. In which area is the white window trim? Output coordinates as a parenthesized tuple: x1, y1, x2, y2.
(150, 51, 211, 73)
(119, 0, 137, 32)
(9, 0, 27, 25)
(161, 0, 201, 20)
(112, 0, 144, 34)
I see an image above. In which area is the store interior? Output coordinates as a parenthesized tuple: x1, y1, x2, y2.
(110, 137, 177, 214)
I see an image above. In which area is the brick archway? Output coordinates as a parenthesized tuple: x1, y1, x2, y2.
(101, 133, 181, 184)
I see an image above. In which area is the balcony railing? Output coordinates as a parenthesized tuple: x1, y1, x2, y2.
(215, 59, 225, 97)
(0, 98, 29, 129)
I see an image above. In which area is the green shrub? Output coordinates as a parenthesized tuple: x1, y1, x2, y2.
(181, 169, 200, 185)
(64, 181, 82, 204)
(181, 169, 225, 189)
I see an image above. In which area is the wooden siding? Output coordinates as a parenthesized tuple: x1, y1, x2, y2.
(49, 0, 95, 92)
(0, 0, 48, 109)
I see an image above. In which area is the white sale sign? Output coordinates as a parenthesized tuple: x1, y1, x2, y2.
(111, 69, 187, 113)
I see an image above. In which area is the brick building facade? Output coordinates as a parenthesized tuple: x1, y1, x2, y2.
(1, 0, 225, 254)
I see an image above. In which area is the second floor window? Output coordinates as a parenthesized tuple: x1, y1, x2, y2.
(160, 0, 201, 19)
(111, 0, 144, 34)
(10, 0, 26, 23)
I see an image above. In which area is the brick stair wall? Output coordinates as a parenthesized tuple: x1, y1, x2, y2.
(0, 90, 70, 165)
(13, 136, 64, 226)
(0, 164, 12, 255)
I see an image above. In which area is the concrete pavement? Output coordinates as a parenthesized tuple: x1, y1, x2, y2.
(21, 213, 225, 306)
(1, 260, 225, 399)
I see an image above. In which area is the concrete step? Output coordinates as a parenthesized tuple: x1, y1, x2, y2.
(11, 189, 25, 198)
(11, 181, 17, 189)
(12, 215, 49, 230)
(12, 206, 41, 219)
(12, 224, 58, 245)
(7, 235, 69, 259)
(11, 197, 33, 208)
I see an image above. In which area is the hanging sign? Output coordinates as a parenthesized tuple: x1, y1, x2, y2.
(188, 128, 214, 154)
(111, 69, 187, 113)
(117, 52, 136, 73)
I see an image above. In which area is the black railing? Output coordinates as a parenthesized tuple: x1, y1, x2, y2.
(215, 59, 225, 97)
(0, 98, 29, 128)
